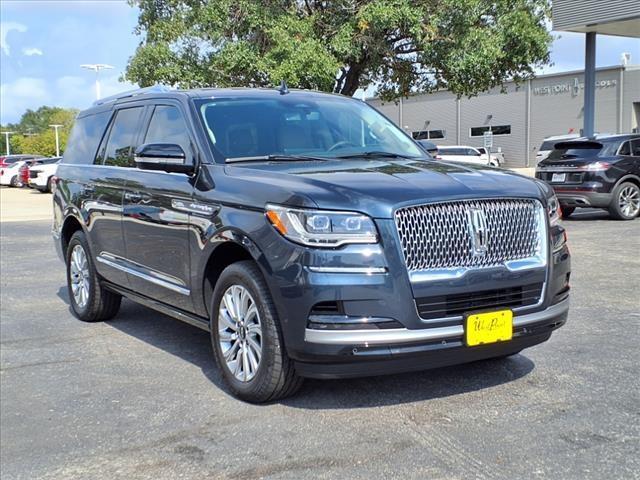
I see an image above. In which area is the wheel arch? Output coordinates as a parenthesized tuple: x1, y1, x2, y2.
(60, 214, 86, 255)
(200, 229, 273, 319)
(613, 174, 640, 190)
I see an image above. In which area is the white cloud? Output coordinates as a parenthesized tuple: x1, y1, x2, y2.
(22, 47, 43, 57)
(0, 21, 27, 56)
(0, 77, 48, 122)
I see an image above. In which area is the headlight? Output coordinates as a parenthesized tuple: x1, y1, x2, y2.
(547, 194, 561, 226)
(265, 204, 378, 247)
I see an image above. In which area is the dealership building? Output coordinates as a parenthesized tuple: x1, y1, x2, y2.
(367, 63, 640, 167)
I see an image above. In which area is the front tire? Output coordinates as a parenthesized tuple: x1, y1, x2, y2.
(210, 261, 302, 403)
(66, 231, 121, 321)
(9, 175, 21, 187)
(608, 182, 640, 220)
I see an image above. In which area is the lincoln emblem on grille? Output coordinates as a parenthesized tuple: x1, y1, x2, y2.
(467, 207, 488, 256)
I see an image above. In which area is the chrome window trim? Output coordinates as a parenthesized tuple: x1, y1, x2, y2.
(304, 297, 569, 345)
(96, 252, 190, 296)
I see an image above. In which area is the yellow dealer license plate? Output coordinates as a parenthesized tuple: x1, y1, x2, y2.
(465, 310, 513, 347)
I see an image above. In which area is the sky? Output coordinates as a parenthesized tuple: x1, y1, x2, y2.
(1, 0, 639, 124)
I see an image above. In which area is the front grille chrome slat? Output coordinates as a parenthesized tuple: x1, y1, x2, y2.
(395, 199, 546, 278)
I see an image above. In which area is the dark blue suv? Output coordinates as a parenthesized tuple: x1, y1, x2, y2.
(53, 87, 571, 402)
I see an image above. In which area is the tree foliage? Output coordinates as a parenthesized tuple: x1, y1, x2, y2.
(1, 107, 78, 156)
(125, 0, 552, 100)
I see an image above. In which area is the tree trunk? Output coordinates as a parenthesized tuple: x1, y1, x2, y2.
(339, 62, 364, 97)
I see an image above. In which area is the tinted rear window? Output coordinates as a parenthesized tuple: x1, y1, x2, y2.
(539, 141, 556, 151)
(547, 140, 622, 160)
(63, 111, 111, 165)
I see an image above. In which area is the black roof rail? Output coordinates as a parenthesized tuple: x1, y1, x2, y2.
(92, 85, 173, 106)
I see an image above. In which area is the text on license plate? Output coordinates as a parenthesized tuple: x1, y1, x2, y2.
(552, 173, 566, 183)
(465, 310, 513, 347)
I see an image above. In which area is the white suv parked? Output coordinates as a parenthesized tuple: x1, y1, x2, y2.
(436, 146, 490, 166)
(28, 157, 60, 193)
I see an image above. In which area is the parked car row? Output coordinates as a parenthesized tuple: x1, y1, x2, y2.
(415, 142, 505, 167)
(0, 154, 60, 192)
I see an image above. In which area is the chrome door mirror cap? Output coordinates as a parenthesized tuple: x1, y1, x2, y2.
(134, 143, 194, 174)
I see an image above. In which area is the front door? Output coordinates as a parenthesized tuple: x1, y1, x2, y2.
(121, 103, 195, 312)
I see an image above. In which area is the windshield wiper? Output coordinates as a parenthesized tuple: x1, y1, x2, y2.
(335, 151, 415, 160)
(226, 154, 328, 164)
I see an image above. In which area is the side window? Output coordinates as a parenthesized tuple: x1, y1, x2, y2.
(103, 107, 144, 167)
(63, 111, 111, 165)
(631, 139, 640, 156)
(618, 141, 631, 156)
(466, 148, 478, 156)
(144, 105, 191, 155)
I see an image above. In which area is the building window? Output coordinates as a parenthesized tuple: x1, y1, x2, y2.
(412, 129, 446, 140)
(470, 125, 511, 137)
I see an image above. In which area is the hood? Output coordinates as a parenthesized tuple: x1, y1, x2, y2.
(225, 158, 544, 218)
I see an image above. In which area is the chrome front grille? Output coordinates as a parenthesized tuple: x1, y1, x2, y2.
(394, 199, 545, 274)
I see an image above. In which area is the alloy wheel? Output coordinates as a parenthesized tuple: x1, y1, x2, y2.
(619, 185, 640, 218)
(218, 285, 263, 382)
(69, 245, 90, 308)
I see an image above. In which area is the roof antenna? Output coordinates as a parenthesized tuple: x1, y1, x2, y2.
(278, 79, 289, 95)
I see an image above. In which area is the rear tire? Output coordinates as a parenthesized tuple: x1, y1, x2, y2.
(66, 231, 121, 322)
(44, 177, 53, 193)
(560, 206, 575, 218)
(9, 175, 20, 187)
(210, 260, 302, 403)
(608, 182, 640, 220)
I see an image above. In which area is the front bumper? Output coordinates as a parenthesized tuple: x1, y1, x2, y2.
(257, 216, 571, 379)
(296, 298, 568, 379)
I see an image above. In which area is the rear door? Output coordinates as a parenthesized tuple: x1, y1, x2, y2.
(121, 101, 196, 311)
(90, 105, 146, 286)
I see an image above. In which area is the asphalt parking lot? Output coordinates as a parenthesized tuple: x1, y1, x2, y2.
(1, 188, 639, 480)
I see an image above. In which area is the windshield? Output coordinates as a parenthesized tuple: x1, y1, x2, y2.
(195, 95, 425, 161)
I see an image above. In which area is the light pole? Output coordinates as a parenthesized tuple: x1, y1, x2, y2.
(80, 64, 114, 100)
(2, 131, 15, 155)
(49, 124, 63, 157)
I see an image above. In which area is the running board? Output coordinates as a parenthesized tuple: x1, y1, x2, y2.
(102, 281, 210, 332)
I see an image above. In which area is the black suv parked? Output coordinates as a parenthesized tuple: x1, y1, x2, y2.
(54, 87, 571, 402)
(536, 134, 640, 220)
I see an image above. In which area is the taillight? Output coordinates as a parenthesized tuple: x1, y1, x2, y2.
(579, 161, 611, 171)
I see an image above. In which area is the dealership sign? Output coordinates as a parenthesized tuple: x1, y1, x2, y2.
(533, 77, 617, 96)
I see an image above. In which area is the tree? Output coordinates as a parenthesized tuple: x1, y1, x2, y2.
(1, 107, 78, 156)
(125, 0, 552, 101)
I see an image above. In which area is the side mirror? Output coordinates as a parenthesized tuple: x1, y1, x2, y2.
(134, 143, 194, 174)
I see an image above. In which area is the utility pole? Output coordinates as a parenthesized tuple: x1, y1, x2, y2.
(49, 124, 63, 157)
(80, 64, 114, 100)
(2, 131, 15, 155)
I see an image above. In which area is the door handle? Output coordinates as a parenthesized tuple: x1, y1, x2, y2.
(124, 192, 143, 202)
